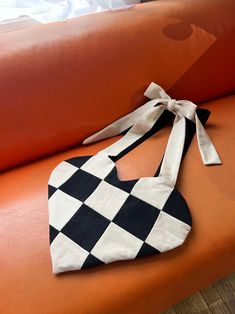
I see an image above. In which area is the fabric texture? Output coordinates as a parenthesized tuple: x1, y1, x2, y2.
(48, 82, 222, 274)
(0, 0, 138, 24)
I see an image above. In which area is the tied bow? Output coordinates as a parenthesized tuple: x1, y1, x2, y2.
(83, 82, 222, 166)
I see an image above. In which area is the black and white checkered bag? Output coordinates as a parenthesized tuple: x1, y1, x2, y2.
(48, 83, 222, 274)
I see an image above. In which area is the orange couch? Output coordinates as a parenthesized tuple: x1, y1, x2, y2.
(0, 1, 235, 313)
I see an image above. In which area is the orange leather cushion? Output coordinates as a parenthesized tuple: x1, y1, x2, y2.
(1, 0, 235, 171)
(0, 95, 234, 314)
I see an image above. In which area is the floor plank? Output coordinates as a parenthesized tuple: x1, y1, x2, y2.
(200, 285, 220, 306)
(173, 292, 211, 314)
(209, 299, 230, 314)
(161, 308, 177, 314)
(226, 273, 235, 291)
(161, 272, 235, 314)
(213, 278, 235, 312)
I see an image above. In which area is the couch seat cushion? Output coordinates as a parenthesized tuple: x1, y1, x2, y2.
(0, 95, 235, 314)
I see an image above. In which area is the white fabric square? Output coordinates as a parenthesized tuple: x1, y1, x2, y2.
(49, 190, 82, 231)
(49, 161, 78, 188)
(130, 177, 173, 209)
(91, 222, 143, 263)
(145, 211, 191, 252)
(80, 154, 114, 179)
(50, 233, 89, 274)
(84, 181, 129, 220)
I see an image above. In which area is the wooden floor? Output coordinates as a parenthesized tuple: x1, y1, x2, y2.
(162, 273, 235, 314)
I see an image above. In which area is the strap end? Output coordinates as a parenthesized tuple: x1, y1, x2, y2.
(204, 156, 222, 166)
(83, 138, 92, 145)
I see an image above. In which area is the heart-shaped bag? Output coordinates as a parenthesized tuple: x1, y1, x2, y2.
(48, 83, 221, 274)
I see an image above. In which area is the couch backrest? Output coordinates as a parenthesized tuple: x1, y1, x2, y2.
(0, 0, 235, 171)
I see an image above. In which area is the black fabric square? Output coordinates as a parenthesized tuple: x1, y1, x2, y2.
(113, 195, 160, 241)
(48, 185, 57, 199)
(59, 169, 101, 202)
(82, 254, 104, 269)
(104, 167, 138, 193)
(66, 156, 92, 168)
(61, 204, 110, 251)
(162, 188, 192, 226)
(50, 225, 60, 244)
(136, 242, 160, 258)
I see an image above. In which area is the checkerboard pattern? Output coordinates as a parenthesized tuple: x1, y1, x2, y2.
(48, 154, 192, 274)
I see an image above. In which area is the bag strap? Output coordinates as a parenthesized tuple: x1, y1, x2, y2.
(158, 115, 186, 186)
(154, 107, 210, 178)
(97, 105, 166, 158)
(83, 82, 222, 185)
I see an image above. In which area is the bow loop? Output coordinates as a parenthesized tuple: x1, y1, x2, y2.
(146, 82, 222, 165)
(175, 100, 197, 121)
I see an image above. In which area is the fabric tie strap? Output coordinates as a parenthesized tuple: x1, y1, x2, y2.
(83, 82, 222, 166)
